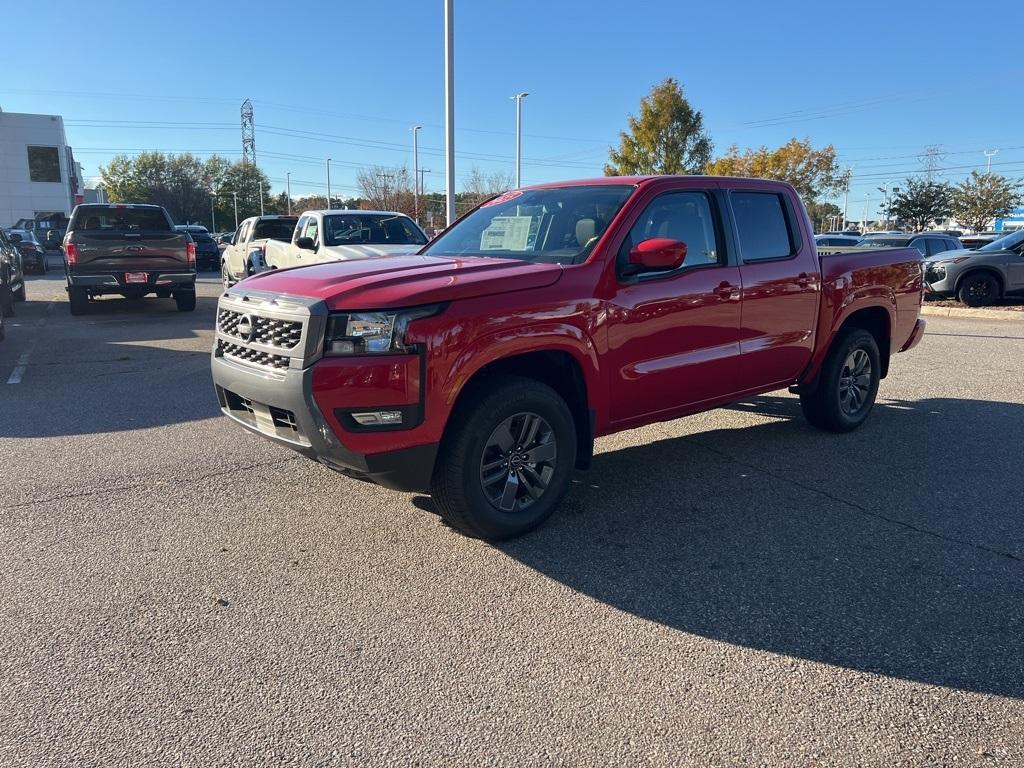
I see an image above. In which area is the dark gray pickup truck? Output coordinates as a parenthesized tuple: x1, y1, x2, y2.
(62, 203, 197, 315)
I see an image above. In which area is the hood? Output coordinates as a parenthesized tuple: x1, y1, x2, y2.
(925, 247, 1005, 263)
(240, 253, 564, 311)
(320, 243, 421, 260)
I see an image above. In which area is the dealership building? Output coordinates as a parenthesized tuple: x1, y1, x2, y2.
(0, 107, 88, 228)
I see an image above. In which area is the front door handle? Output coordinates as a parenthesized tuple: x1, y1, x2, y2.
(715, 281, 738, 300)
(797, 272, 812, 287)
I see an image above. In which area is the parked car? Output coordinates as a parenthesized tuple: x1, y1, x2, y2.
(211, 176, 926, 540)
(824, 230, 862, 237)
(855, 232, 961, 258)
(923, 228, 1024, 306)
(815, 234, 862, 249)
(221, 215, 299, 287)
(13, 214, 69, 251)
(0, 228, 26, 319)
(959, 231, 1005, 250)
(62, 203, 196, 315)
(175, 225, 220, 271)
(263, 210, 427, 270)
(216, 233, 232, 252)
(6, 229, 49, 274)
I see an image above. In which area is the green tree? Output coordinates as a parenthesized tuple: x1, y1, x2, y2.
(806, 201, 842, 233)
(605, 77, 712, 176)
(706, 138, 843, 203)
(98, 154, 144, 202)
(886, 177, 952, 232)
(951, 171, 1023, 233)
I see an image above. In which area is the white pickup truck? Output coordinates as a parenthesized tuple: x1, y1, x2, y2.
(264, 209, 428, 270)
(221, 215, 298, 287)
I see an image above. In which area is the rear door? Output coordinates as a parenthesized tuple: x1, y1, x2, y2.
(70, 206, 189, 272)
(729, 186, 821, 391)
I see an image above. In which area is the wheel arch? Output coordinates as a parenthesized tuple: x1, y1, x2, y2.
(836, 306, 891, 379)
(954, 267, 1004, 297)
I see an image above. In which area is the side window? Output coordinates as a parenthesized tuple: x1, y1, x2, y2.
(732, 192, 794, 262)
(237, 221, 251, 245)
(618, 191, 721, 274)
(292, 216, 308, 244)
(303, 217, 320, 244)
(912, 238, 929, 256)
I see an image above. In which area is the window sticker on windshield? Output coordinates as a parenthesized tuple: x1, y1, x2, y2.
(480, 190, 524, 208)
(480, 216, 533, 251)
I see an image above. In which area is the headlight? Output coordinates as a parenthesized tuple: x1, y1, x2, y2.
(324, 305, 442, 356)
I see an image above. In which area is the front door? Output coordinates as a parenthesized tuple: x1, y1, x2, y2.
(607, 186, 743, 426)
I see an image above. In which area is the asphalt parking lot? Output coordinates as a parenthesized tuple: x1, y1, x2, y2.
(1, 259, 1022, 766)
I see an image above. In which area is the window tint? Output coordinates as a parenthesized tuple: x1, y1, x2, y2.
(28, 146, 61, 182)
(72, 207, 171, 232)
(323, 214, 426, 246)
(732, 192, 793, 261)
(619, 191, 721, 272)
(911, 238, 929, 256)
(253, 219, 298, 242)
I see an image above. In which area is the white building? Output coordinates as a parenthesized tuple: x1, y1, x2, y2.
(0, 107, 82, 227)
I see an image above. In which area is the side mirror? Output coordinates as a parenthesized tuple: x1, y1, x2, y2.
(624, 238, 687, 275)
(296, 236, 315, 250)
(9, 233, 21, 243)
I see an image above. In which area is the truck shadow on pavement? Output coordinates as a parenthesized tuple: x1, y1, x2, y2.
(499, 395, 1024, 699)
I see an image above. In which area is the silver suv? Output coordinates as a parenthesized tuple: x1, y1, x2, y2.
(924, 229, 1024, 307)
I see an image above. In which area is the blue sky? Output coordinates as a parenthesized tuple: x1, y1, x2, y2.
(3, 0, 1021, 218)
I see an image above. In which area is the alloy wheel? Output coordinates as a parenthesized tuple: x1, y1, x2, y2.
(479, 412, 557, 513)
(838, 348, 872, 416)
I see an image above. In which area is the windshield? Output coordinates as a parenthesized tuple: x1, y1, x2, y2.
(253, 219, 298, 242)
(323, 214, 426, 247)
(979, 229, 1024, 252)
(857, 237, 910, 248)
(423, 185, 635, 264)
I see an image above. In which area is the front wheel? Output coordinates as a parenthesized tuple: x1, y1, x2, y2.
(221, 261, 234, 289)
(957, 273, 999, 307)
(800, 328, 881, 433)
(430, 376, 577, 540)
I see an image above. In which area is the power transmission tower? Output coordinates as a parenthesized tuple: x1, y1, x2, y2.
(918, 144, 945, 180)
(241, 98, 256, 166)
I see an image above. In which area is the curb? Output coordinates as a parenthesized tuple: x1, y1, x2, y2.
(921, 305, 1024, 321)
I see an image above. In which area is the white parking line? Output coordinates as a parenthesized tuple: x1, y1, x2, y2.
(6, 302, 54, 385)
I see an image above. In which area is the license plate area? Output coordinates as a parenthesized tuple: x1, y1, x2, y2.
(124, 272, 148, 284)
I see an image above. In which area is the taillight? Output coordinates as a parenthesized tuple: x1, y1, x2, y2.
(186, 241, 197, 266)
(65, 242, 78, 265)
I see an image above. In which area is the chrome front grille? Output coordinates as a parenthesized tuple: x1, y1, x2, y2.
(217, 309, 303, 349)
(216, 339, 290, 370)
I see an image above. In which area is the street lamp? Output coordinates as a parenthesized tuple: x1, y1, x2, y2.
(259, 182, 265, 216)
(326, 157, 332, 210)
(511, 92, 528, 188)
(286, 172, 292, 215)
(443, 0, 455, 226)
(232, 191, 239, 230)
(412, 125, 422, 221)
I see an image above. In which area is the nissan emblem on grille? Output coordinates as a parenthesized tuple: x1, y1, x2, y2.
(235, 313, 256, 342)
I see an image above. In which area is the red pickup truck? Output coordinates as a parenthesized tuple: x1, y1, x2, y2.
(211, 176, 925, 539)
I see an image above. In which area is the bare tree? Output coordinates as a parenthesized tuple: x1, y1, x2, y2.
(462, 166, 515, 208)
(356, 166, 416, 216)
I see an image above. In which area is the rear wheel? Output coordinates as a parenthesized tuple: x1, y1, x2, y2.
(68, 287, 89, 316)
(800, 328, 881, 433)
(957, 273, 999, 307)
(430, 376, 577, 540)
(174, 290, 196, 312)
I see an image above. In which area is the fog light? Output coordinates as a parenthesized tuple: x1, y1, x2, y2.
(350, 411, 403, 426)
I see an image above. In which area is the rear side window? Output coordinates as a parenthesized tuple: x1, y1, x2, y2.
(73, 207, 171, 232)
(732, 192, 794, 262)
(253, 219, 298, 241)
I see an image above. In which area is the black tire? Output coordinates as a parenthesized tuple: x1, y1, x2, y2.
(13, 281, 26, 302)
(174, 290, 197, 312)
(36, 258, 47, 275)
(800, 327, 881, 433)
(957, 272, 999, 307)
(430, 375, 577, 540)
(1, 284, 13, 318)
(0, 314, 4, 341)
(68, 287, 89, 316)
(221, 261, 233, 289)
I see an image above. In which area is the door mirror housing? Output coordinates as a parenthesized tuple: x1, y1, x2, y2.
(296, 236, 316, 250)
(624, 238, 687, 276)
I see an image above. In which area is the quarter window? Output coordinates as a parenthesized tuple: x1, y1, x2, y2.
(27, 146, 61, 183)
(619, 191, 721, 274)
(732, 192, 794, 262)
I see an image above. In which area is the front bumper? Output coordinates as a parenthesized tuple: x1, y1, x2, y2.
(211, 354, 437, 492)
(923, 264, 954, 296)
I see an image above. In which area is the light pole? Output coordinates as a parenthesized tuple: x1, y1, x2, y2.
(412, 125, 422, 221)
(326, 158, 332, 210)
(878, 183, 890, 229)
(443, 0, 455, 226)
(842, 167, 851, 230)
(511, 92, 528, 188)
(984, 149, 998, 173)
(259, 183, 265, 216)
(232, 191, 239, 229)
(286, 172, 292, 214)
(862, 193, 869, 232)
(211, 194, 216, 233)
